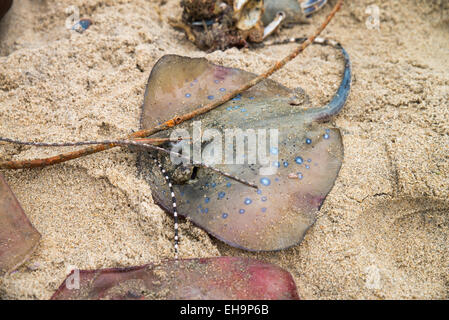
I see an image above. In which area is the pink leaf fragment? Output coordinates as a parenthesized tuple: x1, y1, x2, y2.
(0, 174, 41, 274)
(51, 257, 300, 300)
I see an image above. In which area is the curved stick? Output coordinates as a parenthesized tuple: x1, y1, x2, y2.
(0, 137, 256, 259)
(0, 138, 257, 188)
(0, 0, 344, 170)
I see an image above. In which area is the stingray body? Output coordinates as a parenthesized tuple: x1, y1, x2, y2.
(51, 257, 299, 300)
(139, 41, 351, 251)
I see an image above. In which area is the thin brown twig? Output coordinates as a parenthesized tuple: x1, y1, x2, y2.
(0, 137, 257, 188)
(0, 0, 343, 170)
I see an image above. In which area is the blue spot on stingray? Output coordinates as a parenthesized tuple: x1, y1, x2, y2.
(307, 159, 312, 163)
(270, 147, 279, 155)
(232, 94, 242, 101)
(234, 105, 240, 109)
(283, 161, 289, 167)
(306, 138, 312, 144)
(205, 183, 209, 187)
(226, 107, 232, 111)
(257, 189, 262, 195)
(222, 213, 228, 219)
(249, 97, 255, 100)
(273, 161, 281, 168)
(295, 156, 303, 165)
(305, 165, 310, 169)
(275, 178, 279, 182)
(324, 133, 330, 139)
(241, 108, 246, 112)
(208, 95, 215, 100)
(297, 172, 303, 180)
(226, 182, 231, 187)
(204, 208, 209, 214)
(211, 182, 216, 188)
(218, 192, 226, 199)
(325, 129, 330, 133)
(214, 79, 219, 84)
(260, 178, 271, 186)
(261, 208, 267, 213)
(185, 93, 191, 98)
(244, 198, 252, 205)
(239, 209, 245, 214)
(205, 197, 210, 203)
(261, 196, 267, 202)
(220, 88, 226, 92)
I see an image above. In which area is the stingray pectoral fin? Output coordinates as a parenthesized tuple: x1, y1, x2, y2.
(0, 174, 41, 274)
(141, 54, 294, 130)
(141, 55, 255, 129)
(174, 124, 343, 251)
(305, 41, 351, 122)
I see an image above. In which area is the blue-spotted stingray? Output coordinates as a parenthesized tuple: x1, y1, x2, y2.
(137, 40, 351, 252)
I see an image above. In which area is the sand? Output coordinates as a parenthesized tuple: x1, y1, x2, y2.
(0, 0, 448, 299)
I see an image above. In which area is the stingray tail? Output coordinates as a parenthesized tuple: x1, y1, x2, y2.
(257, 37, 351, 122)
(305, 38, 352, 122)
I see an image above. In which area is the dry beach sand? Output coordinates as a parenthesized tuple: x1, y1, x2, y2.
(0, 0, 448, 299)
